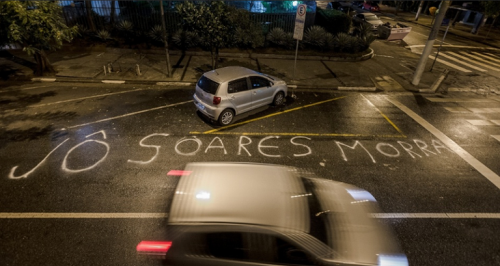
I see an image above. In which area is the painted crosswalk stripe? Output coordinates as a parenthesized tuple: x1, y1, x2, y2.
(471, 51, 500, 64)
(438, 53, 487, 72)
(485, 52, 500, 59)
(447, 51, 500, 71)
(467, 108, 500, 113)
(467, 120, 495, 126)
(428, 55, 471, 72)
(459, 51, 500, 70)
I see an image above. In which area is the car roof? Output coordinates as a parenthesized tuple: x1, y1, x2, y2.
(202, 66, 259, 83)
(363, 13, 376, 17)
(168, 162, 309, 233)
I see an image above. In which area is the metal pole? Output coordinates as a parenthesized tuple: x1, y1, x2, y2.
(411, 1, 451, 86)
(430, 23, 451, 72)
(415, 1, 424, 21)
(160, 1, 172, 78)
(293, 39, 299, 80)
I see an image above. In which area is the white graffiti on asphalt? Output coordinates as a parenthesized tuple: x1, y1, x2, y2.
(8, 130, 453, 179)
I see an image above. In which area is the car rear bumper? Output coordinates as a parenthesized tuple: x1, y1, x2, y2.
(193, 94, 216, 120)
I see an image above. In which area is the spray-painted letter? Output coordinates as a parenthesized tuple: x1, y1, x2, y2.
(291, 136, 312, 157)
(128, 133, 170, 164)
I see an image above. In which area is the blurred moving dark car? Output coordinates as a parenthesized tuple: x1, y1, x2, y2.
(137, 162, 409, 266)
(362, 1, 380, 12)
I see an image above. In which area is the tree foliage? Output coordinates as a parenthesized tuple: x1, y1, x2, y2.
(0, 1, 78, 75)
(176, 1, 236, 69)
(481, 1, 500, 17)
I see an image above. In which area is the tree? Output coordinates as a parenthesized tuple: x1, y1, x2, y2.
(481, 1, 500, 36)
(176, 1, 236, 69)
(0, 1, 78, 76)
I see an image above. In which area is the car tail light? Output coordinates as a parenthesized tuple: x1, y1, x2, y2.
(213, 96, 221, 105)
(136, 241, 172, 255)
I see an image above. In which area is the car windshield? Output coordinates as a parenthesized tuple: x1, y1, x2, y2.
(365, 15, 380, 21)
(197, 75, 220, 94)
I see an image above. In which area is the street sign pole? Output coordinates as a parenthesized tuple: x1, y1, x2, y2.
(292, 4, 306, 98)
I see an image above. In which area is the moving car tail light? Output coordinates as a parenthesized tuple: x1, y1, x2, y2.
(213, 96, 221, 105)
(136, 241, 172, 255)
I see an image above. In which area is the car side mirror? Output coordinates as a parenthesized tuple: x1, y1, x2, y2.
(269, 81, 274, 87)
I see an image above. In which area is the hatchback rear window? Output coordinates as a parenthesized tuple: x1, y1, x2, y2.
(197, 76, 219, 94)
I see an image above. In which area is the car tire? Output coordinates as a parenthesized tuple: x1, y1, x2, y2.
(218, 109, 234, 126)
(273, 92, 285, 106)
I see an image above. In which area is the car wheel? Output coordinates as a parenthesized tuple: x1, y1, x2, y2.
(273, 92, 284, 106)
(218, 109, 234, 126)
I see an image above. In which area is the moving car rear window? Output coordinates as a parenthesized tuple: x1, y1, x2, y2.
(198, 76, 219, 94)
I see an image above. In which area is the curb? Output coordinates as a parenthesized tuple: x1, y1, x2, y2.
(30, 77, 378, 92)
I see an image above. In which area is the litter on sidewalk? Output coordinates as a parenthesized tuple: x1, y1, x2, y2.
(378, 23, 412, 41)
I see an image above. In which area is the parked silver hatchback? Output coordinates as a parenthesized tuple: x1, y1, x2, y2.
(193, 66, 288, 125)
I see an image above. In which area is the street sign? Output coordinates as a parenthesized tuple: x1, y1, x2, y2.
(293, 4, 307, 40)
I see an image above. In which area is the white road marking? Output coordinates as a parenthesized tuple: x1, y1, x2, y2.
(372, 213, 500, 219)
(468, 108, 500, 113)
(471, 51, 500, 64)
(67, 100, 193, 129)
(0, 213, 168, 218)
(492, 135, 500, 142)
(338, 87, 377, 91)
(461, 52, 500, 68)
(1, 212, 500, 219)
(492, 120, 500, 125)
(405, 45, 500, 50)
(428, 55, 472, 72)
(102, 80, 125, 84)
(447, 51, 500, 71)
(29, 88, 149, 108)
(438, 53, 487, 72)
(387, 97, 500, 190)
(443, 107, 470, 113)
(467, 120, 495, 126)
(425, 97, 497, 103)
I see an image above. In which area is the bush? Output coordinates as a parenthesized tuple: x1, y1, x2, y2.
(172, 29, 199, 49)
(232, 9, 265, 49)
(303, 25, 328, 50)
(315, 8, 351, 35)
(95, 29, 112, 42)
(148, 25, 164, 43)
(267, 28, 294, 49)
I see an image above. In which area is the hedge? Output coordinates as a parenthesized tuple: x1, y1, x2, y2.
(315, 8, 351, 35)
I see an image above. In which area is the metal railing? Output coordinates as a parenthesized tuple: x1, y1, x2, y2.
(59, 1, 316, 33)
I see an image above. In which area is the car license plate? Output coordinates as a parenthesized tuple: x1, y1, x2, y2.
(196, 102, 205, 110)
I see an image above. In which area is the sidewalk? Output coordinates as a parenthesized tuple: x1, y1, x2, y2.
(378, 4, 500, 49)
(0, 45, 378, 90)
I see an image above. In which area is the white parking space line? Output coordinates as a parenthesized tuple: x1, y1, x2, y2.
(438, 53, 487, 72)
(0, 213, 168, 218)
(492, 135, 500, 142)
(30, 88, 149, 108)
(2, 212, 500, 219)
(428, 55, 472, 72)
(443, 107, 470, 113)
(387, 97, 500, 190)
(373, 213, 500, 219)
(67, 100, 193, 129)
(471, 51, 500, 64)
(447, 52, 500, 71)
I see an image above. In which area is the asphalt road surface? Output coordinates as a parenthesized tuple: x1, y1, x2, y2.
(1, 81, 500, 265)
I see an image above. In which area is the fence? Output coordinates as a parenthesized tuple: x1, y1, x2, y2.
(59, 1, 316, 34)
